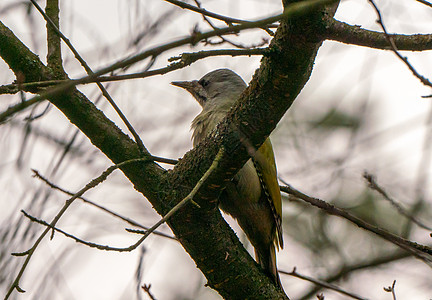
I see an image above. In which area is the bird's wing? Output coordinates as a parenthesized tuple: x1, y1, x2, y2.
(254, 138, 283, 249)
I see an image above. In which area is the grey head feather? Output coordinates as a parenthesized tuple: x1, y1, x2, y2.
(192, 69, 247, 144)
(197, 68, 247, 108)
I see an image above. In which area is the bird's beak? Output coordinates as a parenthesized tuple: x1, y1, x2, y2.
(171, 80, 207, 107)
(171, 80, 195, 91)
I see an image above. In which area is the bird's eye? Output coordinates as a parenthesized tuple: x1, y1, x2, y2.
(199, 79, 209, 87)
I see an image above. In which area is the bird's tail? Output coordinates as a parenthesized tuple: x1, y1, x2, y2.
(256, 244, 282, 288)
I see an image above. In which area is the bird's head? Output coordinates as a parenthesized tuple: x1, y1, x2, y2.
(172, 69, 247, 109)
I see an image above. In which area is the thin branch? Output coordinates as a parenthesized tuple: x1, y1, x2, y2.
(405, 101, 432, 236)
(280, 185, 432, 262)
(416, 0, 432, 8)
(383, 280, 397, 300)
(142, 283, 157, 300)
(135, 247, 146, 300)
(45, 0, 64, 75)
(363, 172, 432, 231)
(80, 48, 266, 84)
(165, 0, 278, 32)
(149, 155, 178, 165)
(367, 0, 432, 88)
(0, 97, 42, 124)
(0, 80, 62, 94)
(163, 0, 250, 25)
(22, 210, 141, 251)
(280, 267, 367, 300)
(32, 169, 176, 241)
(29, 0, 146, 153)
(193, 0, 270, 49)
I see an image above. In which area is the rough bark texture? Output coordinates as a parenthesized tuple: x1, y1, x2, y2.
(0, 1, 339, 298)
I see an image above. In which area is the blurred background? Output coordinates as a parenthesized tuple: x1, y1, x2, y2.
(1, 0, 432, 299)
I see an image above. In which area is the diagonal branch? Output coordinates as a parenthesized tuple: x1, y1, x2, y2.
(163, 0, 250, 25)
(367, 0, 432, 88)
(32, 168, 176, 240)
(281, 185, 432, 262)
(364, 172, 432, 231)
(281, 267, 367, 300)
(416, 0, 432, 8)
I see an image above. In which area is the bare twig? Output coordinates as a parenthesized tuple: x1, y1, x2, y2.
(142, 283, 157, 300)
(280, 267, 368, 300)
(169, 48, 267, 62)
(416, 0, 432, 8)
(149, 155, 178, 165)
(0, 97, 42, 124)
(22, 210, 142, 251)
(193, 0, 270, 49)
(383, 280, 397, 300)
(0, 80, 62, 94)
(367, 0, 432, 88)
(280, 185, 432, 262)
(164, 0, 249, 25)
(363, 172, 432, 231)
(32, 169, 176, 240)
(405, 101, 432, 236)
(135, 247, 147, 300)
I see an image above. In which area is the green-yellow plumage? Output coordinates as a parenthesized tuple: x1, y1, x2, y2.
(172, 69, 283, 287)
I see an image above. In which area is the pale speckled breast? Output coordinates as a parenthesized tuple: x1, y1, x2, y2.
(191, 110, 227, 146)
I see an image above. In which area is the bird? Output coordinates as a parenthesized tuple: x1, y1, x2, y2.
(172, 69, 283, 287)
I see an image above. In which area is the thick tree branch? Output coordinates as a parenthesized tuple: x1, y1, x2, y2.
(0, 21, 53, 83)
(326, 19, 432, 51)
